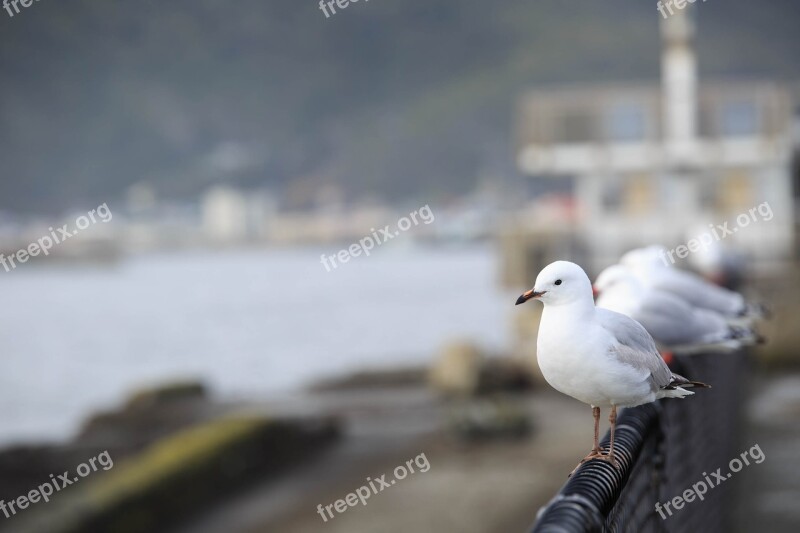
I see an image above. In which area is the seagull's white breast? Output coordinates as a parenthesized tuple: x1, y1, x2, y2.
(536, 307, 653, 407)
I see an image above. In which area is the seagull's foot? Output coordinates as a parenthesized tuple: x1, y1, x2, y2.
(568, 450, 605, 476)
(581, 450, 605, 462)
(568, 451, 621, 476)
(595, 451, 621, 469)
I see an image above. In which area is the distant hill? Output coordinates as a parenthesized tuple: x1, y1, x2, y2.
(0, 0, 798, 213)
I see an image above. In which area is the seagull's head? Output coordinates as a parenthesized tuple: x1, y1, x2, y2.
(620, 245, 669, 271)
(516, 260, 593, 307)
(593, 264, 639, 297)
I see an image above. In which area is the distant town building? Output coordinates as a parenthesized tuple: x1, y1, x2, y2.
(202, 186, 249, 243)
(202, 186, 275, 243)
(510, 10, 795, 279)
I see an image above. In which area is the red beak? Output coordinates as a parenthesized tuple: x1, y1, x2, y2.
(516, 289, 546, 305)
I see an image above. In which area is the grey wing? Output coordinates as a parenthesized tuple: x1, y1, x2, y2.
(635, 291, 697, 344)
(654, 269, 744, 316)
(596, 308, 672, 391)
(638, 290, 730, 345)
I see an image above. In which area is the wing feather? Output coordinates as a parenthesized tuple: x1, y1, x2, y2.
(596, 308, 672, 391)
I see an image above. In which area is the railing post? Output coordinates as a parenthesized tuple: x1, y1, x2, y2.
(530, 351, 746, 532)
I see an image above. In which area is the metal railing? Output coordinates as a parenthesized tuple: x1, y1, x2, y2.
(531, 351, 748, 533)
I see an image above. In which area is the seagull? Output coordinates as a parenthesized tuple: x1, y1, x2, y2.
(620, 246, 768, 320)
(594, 264, 762, 353)
(516, 261, 710, 468)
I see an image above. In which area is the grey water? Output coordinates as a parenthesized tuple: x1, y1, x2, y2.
(0, 246, 514, 445)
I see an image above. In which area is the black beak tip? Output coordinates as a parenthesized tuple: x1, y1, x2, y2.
(515, 294, 528, 306)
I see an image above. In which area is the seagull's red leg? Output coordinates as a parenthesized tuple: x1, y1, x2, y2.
(583, 406, 603, 459)
(569, 407, 606, 476)
(608, 406, 617, 462)
(597, 405, 621, 468)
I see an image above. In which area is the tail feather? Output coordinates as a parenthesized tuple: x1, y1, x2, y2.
(729, 325, 765, 345)
(742, 302, 771, 320)
(661, 387, 695, 399)
(659, 374, 711, 399)
(666, 373, 711, 390)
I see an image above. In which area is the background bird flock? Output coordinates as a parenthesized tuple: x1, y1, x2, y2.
(517, 245, 765, 470)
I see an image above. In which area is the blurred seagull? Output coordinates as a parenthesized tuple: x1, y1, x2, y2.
(620, 246, 768, 320)
(516, 261, 709, 469)
(594, 264, 762, 353)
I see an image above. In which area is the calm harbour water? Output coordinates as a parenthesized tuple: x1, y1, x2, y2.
(0, 246, 513, 445)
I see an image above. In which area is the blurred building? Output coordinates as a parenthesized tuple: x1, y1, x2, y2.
(508, 10, 795, 280)
(202, 186, 276, 244)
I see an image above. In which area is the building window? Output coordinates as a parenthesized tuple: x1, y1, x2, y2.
(624, 174, 652, 215)
(606, 104, 647, 142)
(560, 110, 595, 143)
(719, 100, 759, 137)
(698, 176, 718, 210)
(721, 171, 752, 212)
(601, 180, 623, 212)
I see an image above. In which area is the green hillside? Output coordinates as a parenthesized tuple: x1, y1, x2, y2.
(0, 0, 798, 212)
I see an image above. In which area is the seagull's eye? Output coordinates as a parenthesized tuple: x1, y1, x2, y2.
(555, 279, 562, 286)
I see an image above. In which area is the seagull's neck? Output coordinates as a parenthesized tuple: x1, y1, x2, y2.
(541, 298, 596, 326)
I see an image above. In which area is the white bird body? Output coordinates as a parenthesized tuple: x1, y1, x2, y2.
(538, 304, 660, 407)
(595, 264, 759, 351)
(516, 260, 709, 468)
(637, 265, 744, 316)
(620, 246, 757, 318)
(526, 261, 701, 408)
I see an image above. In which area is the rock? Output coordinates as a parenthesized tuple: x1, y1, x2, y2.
(429, 341, 484, 396)
(11, 416, 340, 533)
(449, 398, 533, 442)
(124, 381, 208, 411)
(77, 381, 214, 452)
(478, 358, 535, 394)
(429, 341, 534, 396)
(309, 367, 427, 391)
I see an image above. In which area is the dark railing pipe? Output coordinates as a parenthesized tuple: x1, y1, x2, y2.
(529, 352, 745, 533)
(531, 403, 660, 532)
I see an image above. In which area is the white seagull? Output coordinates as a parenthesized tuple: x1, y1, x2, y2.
(516, 261, 709, 468)
(620, 246, 768, 320)
(594, 264, 761, 353)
